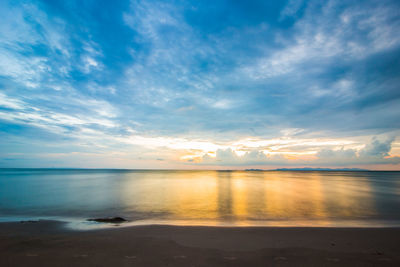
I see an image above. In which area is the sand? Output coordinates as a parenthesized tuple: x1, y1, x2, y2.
(0, 220, 399, 266)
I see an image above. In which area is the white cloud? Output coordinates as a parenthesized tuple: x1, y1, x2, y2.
(0, 49, 48, 88)
(244, 1, 400, 80)
(80, 42, 103, 73)
(195, 137, 400, 166)
(0, 92, 26, 110)
(212, 99, 233, 109)
(280, 0, 304, 20)
(0, 92, 118, 136)
(0, 2, 72, 88)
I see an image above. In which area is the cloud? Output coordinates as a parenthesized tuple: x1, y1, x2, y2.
(280, 0, 304, 20)
(196, 137, 400, 166)
(244, 1, 400, 80)
(316, 137, 396, 161)
(0, 92, 26, 110)
(315, 137, 400, 165)
(359, 137, 394, 157)
(0, 91, 119, 138)
(202, 148, 270, 165)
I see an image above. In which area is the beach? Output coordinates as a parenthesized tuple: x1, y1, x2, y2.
(1, 170, 400, 266)
(1, 220, 399, 266)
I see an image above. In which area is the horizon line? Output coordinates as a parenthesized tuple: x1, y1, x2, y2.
(2, 167, 397, 171)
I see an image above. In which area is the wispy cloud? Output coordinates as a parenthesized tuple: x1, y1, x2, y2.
(244, 0, 400, 80)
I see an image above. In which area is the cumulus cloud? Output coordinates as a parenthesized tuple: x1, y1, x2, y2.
(197, 137, 400, 166)
(201, 148, 285, 166)
(359, 137, 394, 157)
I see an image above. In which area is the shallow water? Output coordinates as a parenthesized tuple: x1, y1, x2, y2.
(1, 169, 400, 227)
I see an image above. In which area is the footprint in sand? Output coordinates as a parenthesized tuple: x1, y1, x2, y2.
(73, 254, 88, 258)
(327, 258, 340, 262)
(125, 255, 137, 259)
(378, 258, 391, 261)
(173, 255, 187, 259)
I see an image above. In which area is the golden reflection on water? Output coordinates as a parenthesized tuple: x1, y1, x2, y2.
(120, 171, 376, 225)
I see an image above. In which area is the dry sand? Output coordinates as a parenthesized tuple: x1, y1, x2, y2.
(0, 220, 399, 266)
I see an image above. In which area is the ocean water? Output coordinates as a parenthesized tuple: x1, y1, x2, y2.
(0, 169, 400, 228)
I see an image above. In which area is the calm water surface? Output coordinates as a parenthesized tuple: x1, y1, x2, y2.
(1, 169, 399, 227)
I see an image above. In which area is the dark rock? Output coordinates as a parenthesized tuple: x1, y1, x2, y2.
(87, 217, 127, 223)
(20, 220, 38, 223)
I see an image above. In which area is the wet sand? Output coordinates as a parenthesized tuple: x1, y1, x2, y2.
(0, 220, 400, 266)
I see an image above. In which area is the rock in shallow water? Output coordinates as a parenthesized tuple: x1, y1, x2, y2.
(87, 217, 127, 223)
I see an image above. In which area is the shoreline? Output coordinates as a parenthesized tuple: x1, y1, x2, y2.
(1, 220, 400, 266)
(3, 215, 400, 231)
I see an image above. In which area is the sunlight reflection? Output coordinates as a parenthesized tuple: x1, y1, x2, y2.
(118, 171, 379, 226)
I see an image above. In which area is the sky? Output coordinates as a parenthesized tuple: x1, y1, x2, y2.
(0, 0, 400, 169)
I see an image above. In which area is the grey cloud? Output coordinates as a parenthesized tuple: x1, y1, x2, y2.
(316, 137, 398, 165)
(359, 137, 394, 157)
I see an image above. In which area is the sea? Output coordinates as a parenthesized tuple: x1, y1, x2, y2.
(0, 169, 399, 229)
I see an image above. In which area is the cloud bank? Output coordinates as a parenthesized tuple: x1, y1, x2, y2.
(198, 137, 400, 166)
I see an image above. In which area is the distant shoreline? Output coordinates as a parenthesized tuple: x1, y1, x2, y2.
(0, 168, 400, 172)
(247, 167, 369, 171)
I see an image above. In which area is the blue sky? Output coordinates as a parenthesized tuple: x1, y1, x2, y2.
(1, 0, 400, 169)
